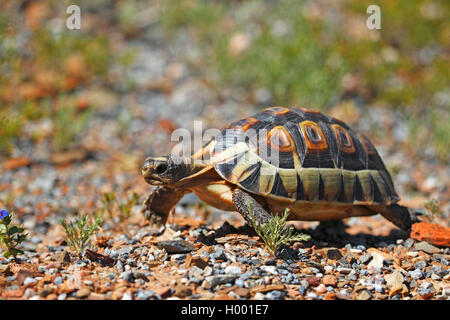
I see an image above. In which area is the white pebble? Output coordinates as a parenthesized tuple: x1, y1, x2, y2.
(225, 266, 242, 275)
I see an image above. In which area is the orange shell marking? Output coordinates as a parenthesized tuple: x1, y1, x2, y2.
(331, 124, 356, 153)
(264, 106, 291, 115)
(240, 117, 259, 131)
(299, 121, 328, 150)
(267, 126, 295, 152)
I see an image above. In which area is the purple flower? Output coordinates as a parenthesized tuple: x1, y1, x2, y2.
(0, 210, 9, 221)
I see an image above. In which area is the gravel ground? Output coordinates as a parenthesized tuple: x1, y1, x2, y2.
(0, 5, 448, 301)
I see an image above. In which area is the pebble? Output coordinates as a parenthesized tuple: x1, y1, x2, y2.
(225, 266, 241, 275)
(410, 269, 423, 280)
(57, 293, 67, 300)
(202, 274, 236, 289)
(76, 288, 90, 299)
(157, 240, 196, 253)
(260, 265, 277, 275)
(23, 277, 37, 286)
(315, 284, 327, 294)
(373, 284, 383, 293)
(359, 254, 373, 264)
(53, 276, 63, 285)
(298, 286, 307, 295)
(265, 290, 285, 300)
(413, 241, 440, 254)
(306, 292, 318, 299)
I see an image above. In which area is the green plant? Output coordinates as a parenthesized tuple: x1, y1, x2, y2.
(100, 191, 139, 221)
(424, 199, 441, 222)
(61, 213, 103, 257)
(52, 105, 93, 151)
(117, 192, 139, 220)
(0, 210, 28, 259)
(248, 204, 310, 255)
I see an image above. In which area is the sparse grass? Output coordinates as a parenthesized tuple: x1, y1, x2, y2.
(52, 105, 93, 152)
(424, 199, 441, 223)
(160, 0, 346, 108)
(100, 191, 140, 221)
(248, 204, 310, 256)
(0, 5, 114, 156)
(61, 213, 103, 257)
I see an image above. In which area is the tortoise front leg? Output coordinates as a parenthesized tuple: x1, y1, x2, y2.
(232, 189, 273, 227)
(141, 187, 189, 228)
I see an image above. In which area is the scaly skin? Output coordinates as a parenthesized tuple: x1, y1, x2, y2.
(141, 187, 189, 226)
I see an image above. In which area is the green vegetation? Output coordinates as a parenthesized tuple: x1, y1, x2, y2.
(424, 198, 441, 223)
(0, 4, 113, 155)
(61, 213, 103, 257)
(248, 205, 310, 255)
(100, 191, 140, 221)
(0, 210, 28, 259)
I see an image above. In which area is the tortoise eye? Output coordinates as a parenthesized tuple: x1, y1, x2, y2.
(156, 163, 168, 174)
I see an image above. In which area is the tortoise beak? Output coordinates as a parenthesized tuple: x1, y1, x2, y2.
(141, 157, 169, 185)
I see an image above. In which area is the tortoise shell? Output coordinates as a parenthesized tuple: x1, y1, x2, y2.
(200, 106, 398, 206)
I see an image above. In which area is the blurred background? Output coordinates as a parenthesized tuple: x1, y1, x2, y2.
(0, 0, 448, 230)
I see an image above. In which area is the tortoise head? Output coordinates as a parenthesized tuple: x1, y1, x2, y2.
(142, 155, 208, 187)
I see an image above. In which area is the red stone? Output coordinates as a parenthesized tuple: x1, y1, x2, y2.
(411, 222, 450, 247)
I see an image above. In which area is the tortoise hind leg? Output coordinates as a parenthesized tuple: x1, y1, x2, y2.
(372, 204, 420, 233)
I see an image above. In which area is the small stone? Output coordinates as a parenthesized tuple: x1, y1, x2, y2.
(306, 292, 318, 299)
(322, 275, 337, 287)
(373, 284, 383, 293)
(174, 285, 192, 298)
(298, 285, 307, 295)
(202, 275, 236, 289)
(414, 260, 427, 270)
(23, 277, 37, 286)
(39, 286, 53, 298)
(384, 271, 404, 297)
(357, 290, 372, 300)
(315, 284, 327, 294)
(234, 287, 250, 298)
(53, 276, 63, 285)
(57, 293, 67, 300)
(253, 293, 265, 300)
(410, 269, 423, 280)
(76, 288, 90, 299)
(359, 254, 373, 265)
(121, 292, 133, 300)
(368, 252, 384, 269)
(53, 250, 71, 264)
(157, 240, 196, 253)
(260, 265, 277, 275)
(327, 249, 343, 260)
(265, 290, 285, 300)
(403, 238, 415, 250)
(225, 265, 241, 275)
(413, 241, 440, 255)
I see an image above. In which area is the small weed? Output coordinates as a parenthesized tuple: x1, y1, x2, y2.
(61, 213, 103, 257)
(248, 204, 310, 255)
(0, 210, 28, 260)
(52, 105, 93, 152)
(100, 191, 140, 221)
(424, 199, 441, 223)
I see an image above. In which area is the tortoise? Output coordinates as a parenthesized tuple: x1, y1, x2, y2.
(141, 106, 416, 233)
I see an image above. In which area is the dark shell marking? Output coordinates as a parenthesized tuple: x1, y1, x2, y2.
(211, 107, 399, 205)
